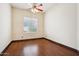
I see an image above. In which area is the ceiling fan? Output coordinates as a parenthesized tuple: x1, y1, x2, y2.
(30, 3, 44, 13)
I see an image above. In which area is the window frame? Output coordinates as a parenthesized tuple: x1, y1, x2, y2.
(24, 16, 38, 33)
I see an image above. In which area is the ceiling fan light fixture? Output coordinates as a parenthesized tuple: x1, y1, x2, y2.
(31, 8, 41, 13)
(31, 3, 44, 13)
(35, 4, 43, 11)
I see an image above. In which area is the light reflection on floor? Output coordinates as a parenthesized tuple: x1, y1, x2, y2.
(23, 44, 38, 56)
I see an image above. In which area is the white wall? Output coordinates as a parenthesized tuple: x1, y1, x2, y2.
(44, 3, 77, 49)
(0, 4, 12, 53)
(77, 4, 79, 50)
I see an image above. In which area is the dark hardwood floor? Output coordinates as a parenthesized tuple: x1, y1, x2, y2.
(2, 38, 79, 56)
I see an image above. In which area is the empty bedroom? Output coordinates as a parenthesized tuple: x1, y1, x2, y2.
(0, 3, 79, 56)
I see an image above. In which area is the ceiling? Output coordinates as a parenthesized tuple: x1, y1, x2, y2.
(11, 3, 56, 12)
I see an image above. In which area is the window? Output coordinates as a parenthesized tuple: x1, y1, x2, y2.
(24, 17, 38, 32)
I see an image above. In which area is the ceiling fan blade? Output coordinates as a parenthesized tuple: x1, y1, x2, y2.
(27, 3, 44, 13)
